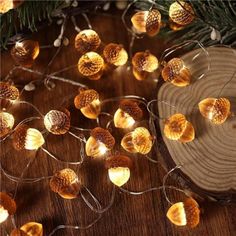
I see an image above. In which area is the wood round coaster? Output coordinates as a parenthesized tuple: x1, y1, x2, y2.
(157, 47, 236, 202)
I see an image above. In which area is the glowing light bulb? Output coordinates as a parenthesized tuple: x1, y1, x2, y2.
(11, 40, 40, 67)
(0, 192, 16, 224)
(12, 125, 45, 151)
(0, 82, 20, 101)
(20, 222, 43, 236)
(44, 109, 70, 135)
(78, 52, 104, 80)
(198, 97, 230, 125)
(161, 58, 191, 87)
(131, 9, 161, 36)
(75, 29, 101, 54)
(166, 198, 200, 228)
(0, 0, 23, 14)
(105, 155, 132, 187)
(164, 113, 195, 143)
(103, 43, 128, 66)
(74, 89, 101, 119)
(121, 127, 153, 154)
(114, 100, 143, 129)
(50, 168, 80, 199)
(85, 127, 115, 158)
(0, 112, 15, 138)
(169, 1, 194, 26)
(132, 51, 158, 81)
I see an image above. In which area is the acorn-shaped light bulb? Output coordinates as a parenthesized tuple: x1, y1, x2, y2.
(0, 82, 20, 101)
(11, 40, 40, 67)
(0, 0, 24, 14)
(78, 52, 104, 80)
(103, 43, 128, 67)
(12, 125, 45, 151)
(169, 1, 194, 26)
(44, 109, 70, 135)
(114, 100, 143, 129)
(132, 51, 158, 81)
(0, 192, 16, 224)
(0, 112, 15, 138)
(10, 229, 28, 236)
(131, 9, 161, 36)
(86, 127, 115, 158)
(74, 89, 101, 119)
(50, 168, 81, 199)
(105, 155, 132, 187)
(164, 113, 195, 143)
(75, 29, 101, 54)
(161, 58, 191, 87)
(166, 198, 200, 228)
(121, 127, 153, 154)
(198, 97, 231, 125)
(20, 222, 43, 236)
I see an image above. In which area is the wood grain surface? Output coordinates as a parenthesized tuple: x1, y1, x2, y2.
(158, 47, 236, 199)
(1, 10, 236, 236)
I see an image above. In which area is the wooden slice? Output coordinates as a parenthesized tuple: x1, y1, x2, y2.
(157, 47, 236, 202)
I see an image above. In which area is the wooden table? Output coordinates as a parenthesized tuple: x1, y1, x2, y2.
(1, 11, 236, 236)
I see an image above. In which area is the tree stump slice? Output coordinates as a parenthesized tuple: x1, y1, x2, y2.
(157, 47, 236, 202)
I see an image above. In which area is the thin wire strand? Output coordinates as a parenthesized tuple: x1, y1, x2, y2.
(82, 13, 92, 29)
(40, 146, 83, 165)
(80, 185, 116, 214)
(101, 95, 147, 106)
(162, 165, 182, 205)
(68, 131, 87, 143)
(15, 100, 44, 117)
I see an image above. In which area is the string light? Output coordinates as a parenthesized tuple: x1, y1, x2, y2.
(161, 58, 191, 87)
(85, 127, 115, 158)
(50, 168, 81, 199)
(164, 113, 195, 143)
(78, 52, 104, 80)
(114, 100, 143, 129)
(198, 97, 231, 125)
(44, 109, 71, 135)
(166, 198, 200, 228)
(105, 155, 132, 187)
(132, 51, 158, 81)
(169, 1, 194, 26)
(0, 112, 15, 138)
(11, 40, 40, 67)
(103, 43, 128, 67)
(74, 89, 101, 119)
(0, 82, 20, 101)
(0, 192, 16, 224)
(12, 125, 45, 151)
(121, 127, 153, 154)
(75, 29, 101, 54)
(131, 9, 161, 36)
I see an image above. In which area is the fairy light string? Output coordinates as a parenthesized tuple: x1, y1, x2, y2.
(1, 4, 236, 235)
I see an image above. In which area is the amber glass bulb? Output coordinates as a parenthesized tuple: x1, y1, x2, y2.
(131, 9, 161, 36)
(11, 40, 40, 67)
(161, 58, 191, 87)
(50, 168, 80, 199)
(12, 125, 45, 150)
(121, 127, 153, 154)
(169, 1, 194, 26)
(44, 109, 70, 135)
(10, 229, 28, 236)
(74, 89, 101, 119)
(0, 112, 15, 138)
(164, 113, 195, 143)
(0, 82, 20, 101)
(198, 97, 230, 125)
(0, 192, 16, 224)
(20, 222, 43, 236)
(166, 198, 200, 228)
(75, 29, 101, 54)
(78, 52, 104, 80)
(103, 43, 128, 66)
(105, 155, 132, 187)
(114, 100, 143, 129)
(85, 127, 115, 158)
